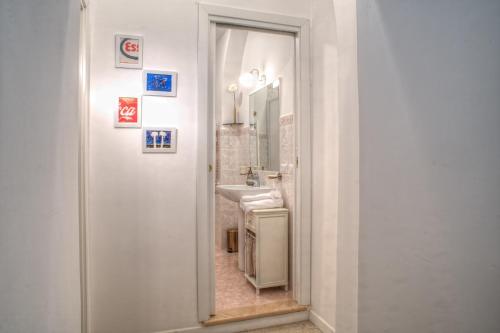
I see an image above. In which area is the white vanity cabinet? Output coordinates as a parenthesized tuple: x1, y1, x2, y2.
(244, 208, 288, 295)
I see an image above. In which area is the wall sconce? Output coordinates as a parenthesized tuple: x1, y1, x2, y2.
(239, 68, 266, 88)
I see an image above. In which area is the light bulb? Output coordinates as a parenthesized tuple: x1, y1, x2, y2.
(239, 72, 255, 88)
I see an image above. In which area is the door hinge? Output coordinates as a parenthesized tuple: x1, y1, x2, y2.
(296, 156, 299, 168)
(208, 164, 213, 172)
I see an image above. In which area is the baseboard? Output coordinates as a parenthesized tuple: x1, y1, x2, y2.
(156, 310, 309, 333)
(309, 310, 335, 333)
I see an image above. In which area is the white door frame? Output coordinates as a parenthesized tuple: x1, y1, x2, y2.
(78, 1, 91, 333)
(196, 3, 311, 321)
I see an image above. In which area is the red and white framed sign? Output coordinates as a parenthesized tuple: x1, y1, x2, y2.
(115, 34, 143, 69)
(115, 97, 141, 128)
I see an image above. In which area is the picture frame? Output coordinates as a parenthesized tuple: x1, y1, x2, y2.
(115, 34, 143, 69)
(143, 70, 178, 97)
(115, 97, 142, 128)
(142, 127, 177, 153)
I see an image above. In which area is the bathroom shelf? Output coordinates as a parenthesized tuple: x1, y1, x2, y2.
(244, 208, 288, 295)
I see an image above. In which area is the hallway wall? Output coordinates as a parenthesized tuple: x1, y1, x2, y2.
(311, 0, 359, 332)
(87, 1, 309, 332)
(0, 1, 82, 332)
(357, 1, 500, 333)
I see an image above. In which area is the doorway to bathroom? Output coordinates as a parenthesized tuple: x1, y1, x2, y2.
(213, 24, 295, 318)
(196, 4, 312, 326)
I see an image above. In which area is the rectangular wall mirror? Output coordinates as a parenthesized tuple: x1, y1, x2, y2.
(249, 82, 280, 171)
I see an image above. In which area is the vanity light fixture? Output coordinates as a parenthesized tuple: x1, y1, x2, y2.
(249, 68, 260, 78)
(239, 68, 266, 88)
(239, 72, 255, 88)
(259, 74, 267, 84)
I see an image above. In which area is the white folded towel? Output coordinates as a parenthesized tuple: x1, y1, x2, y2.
(240, 190, 282, 203)
(239, 198, 284, 213)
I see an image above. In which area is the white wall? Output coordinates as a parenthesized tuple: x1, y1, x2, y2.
(357, 1, 500, 333)
(88, 1, 198, 332)
(215, 29, 232, 126)
(310, 0, 359, 332)
(311, 0, 340, 328)
(87, 1, 309, 332)
(217, 28, 248, 125)
(0, 1, 82, 332)
(217, 28, 295, 126)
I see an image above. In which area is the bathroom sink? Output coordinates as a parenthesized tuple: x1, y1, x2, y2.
(215, 184, 272, 202)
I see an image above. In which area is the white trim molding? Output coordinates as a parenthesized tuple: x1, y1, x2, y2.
(292, 14, 312, 307)
(78, 2, 91, 333)
(196, 2, 312, 322)
(309, 310, 335, 333)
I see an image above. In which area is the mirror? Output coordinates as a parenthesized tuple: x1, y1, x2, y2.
(249, 82, 280, 171)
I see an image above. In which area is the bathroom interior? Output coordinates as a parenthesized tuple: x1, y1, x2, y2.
(213, 25, 297, 316)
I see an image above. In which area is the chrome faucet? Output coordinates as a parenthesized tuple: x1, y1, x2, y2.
(246, 167, 260, 187)
(267, 172, 282, 181)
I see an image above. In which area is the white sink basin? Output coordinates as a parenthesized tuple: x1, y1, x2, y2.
(215, 184, 272, 202)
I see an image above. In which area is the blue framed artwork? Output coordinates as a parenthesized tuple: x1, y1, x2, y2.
(142, 127, 177, 153)
(142, 70, 178, 97)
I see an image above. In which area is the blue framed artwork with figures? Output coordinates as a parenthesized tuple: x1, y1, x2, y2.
(142, 70, 178, 96)
(142, 127, 177, 153)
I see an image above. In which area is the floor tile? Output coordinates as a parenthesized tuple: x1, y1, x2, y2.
(216, 247, 292, 312)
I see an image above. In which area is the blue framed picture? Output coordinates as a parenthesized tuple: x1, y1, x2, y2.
(142, 70, 177, 97)
(142, 127, 177, 153)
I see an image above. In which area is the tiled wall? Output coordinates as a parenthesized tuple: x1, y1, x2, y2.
(280, 113, 295, 287)
(216, 125, 249, 185)
(215, 193, 240, 250)
(215, 115, 295, 257)
(215, 125, 248, 249)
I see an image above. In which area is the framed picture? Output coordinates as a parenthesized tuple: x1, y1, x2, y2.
(115, 97, 141, 128)
(115, 34, 143, 69)
(142, 127, 177, 153)
(143, 70, 178, 97)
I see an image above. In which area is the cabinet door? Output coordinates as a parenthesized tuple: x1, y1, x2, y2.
(257, 215, 287, 285)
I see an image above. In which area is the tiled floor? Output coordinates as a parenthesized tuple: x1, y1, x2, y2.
(216, 247, 292, 312)
(244, 321, 321, 332)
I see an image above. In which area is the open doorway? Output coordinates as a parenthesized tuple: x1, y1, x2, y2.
(213, 24, 296, 315)
(197, 5, 312, 326)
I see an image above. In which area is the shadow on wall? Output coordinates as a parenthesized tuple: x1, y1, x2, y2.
(358, 1, 500, 333)
(310, 0, 340, 330)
